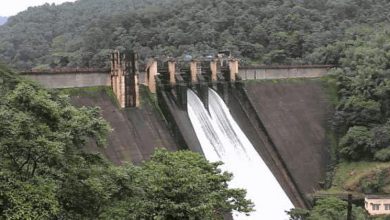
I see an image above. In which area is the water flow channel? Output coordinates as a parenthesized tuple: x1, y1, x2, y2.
(187, 89, 293, 220)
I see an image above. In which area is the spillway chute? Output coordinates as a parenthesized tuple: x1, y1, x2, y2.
(187, 89, 293, 220)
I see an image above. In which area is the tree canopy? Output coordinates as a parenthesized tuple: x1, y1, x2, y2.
(322, 26, 390, 163)
(0, 0, 390, 69)
(287, 197, 367, 220)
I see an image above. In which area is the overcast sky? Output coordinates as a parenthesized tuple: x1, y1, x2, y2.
(0, 0, 77, 17)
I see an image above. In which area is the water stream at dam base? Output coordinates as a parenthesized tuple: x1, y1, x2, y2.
(187, 89, 293, 220)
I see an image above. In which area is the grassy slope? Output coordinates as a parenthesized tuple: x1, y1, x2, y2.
(329, 162, 390, 193)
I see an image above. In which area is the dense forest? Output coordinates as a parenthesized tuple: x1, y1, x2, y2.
(0, 0, 390, 69)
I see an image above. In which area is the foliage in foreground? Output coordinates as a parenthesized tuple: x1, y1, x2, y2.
(0, 65, 253, 219)
(287, 197, 367, 220)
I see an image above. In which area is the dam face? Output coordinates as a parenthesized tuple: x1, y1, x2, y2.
(24, 52, 332, 212)
(152, 56, 332, 209)
(188, 89, 293, 219)
(245, 80, 332, 197)
(68, 86, 178, 165)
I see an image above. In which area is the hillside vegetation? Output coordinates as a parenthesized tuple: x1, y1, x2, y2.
(0, 0, 390, 69)
(293, 25, 390, 220)
(307, 25, 390, 199)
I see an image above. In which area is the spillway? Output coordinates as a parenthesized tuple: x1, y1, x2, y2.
(187, 89, 293, 220)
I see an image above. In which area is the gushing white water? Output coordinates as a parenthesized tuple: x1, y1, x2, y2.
(187, 89, 293, 220)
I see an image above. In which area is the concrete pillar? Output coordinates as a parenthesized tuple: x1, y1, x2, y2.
(197, 75, 208, 110)
(134, 74, 140, 107)
(120, 71, 126, 108)
(110, 50, 140, 108)
(190, 60, 198, 83)
(175, 74, 187, 110)
(168, 60, 176, 85)
(217, 81, 229, 104)
(132, 53, 140, 108)
(148, 60, 157, 93)
(111, 50, 122, 106)
(111, 53, 115, 72)
(229, 59, 238, 82)
(210, 59, 218, 81)
(117, 69, 122, 106)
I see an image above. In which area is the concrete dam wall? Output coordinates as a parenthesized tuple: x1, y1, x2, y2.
(67, 86, 177, 165)
(157, 78, 333, 208)
(227, 84, 307, 208)
(238, 65, 332, 80)
(22, 69, 110, 89)
(243, 79, 332, 202)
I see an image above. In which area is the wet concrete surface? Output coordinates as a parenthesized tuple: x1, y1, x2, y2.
(69, 87, 177, 165)
(228, 85, 308, 208)
(244, 80, 332, 199)
(158, 89, 203, 154)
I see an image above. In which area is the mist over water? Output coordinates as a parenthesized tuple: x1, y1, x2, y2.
(187, 89, 293, 220)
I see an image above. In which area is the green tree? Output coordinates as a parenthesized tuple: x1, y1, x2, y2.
(0, 64, 111, 219)
(2, 0, 390, 69)
(339, 126, 373, 160)
(130, 148, 254, 220)
(288, 197, 367, 220)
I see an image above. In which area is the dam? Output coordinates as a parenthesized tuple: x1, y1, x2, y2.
(188, 88, 293, 219)
(21, 50, 334, 218)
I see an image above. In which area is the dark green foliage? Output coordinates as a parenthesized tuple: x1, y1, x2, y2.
(0, 65, 111, 219)
(287, 197, 368, 220)
(309, 197, 349, 220)
(339, 126, 373, 161)
(325, 26, 390, 162)
(286, 208, 310, 220)
(374, 148, 390, 162)
(1, 0, 390, 69)
(128, 149, 254, 219)
(372, 215, 390, 220)
(359, 169, 389, 194)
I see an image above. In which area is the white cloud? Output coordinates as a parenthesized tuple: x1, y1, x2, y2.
(0, 0, 77, 16)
